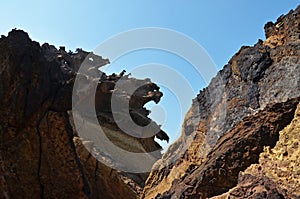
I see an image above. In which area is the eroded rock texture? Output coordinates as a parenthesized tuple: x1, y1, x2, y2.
(214, 102, 300, 199)
(143, 5, 300, 199)
(0, 29, 168, 198)
(1, 4, 299, 199)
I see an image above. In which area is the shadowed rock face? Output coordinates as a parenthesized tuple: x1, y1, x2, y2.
(143, 5, 300, 199)
(0, 29, 168, 198)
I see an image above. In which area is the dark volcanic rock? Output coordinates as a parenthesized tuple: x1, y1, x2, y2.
(0, 29, 168, 198)
(143, 5, 300, 199)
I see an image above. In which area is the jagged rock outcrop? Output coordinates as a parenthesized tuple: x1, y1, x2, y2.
(213, 102, 300, 199)
(0, 29, 168, 198)
(143, 5, 300, 199)
(1, 4, 299, 199)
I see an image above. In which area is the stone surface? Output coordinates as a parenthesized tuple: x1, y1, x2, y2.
(143, 5, 300, 199)
(214, 102, 300, 199)
(1, 4, 300, 199)
(0, 29, 167, 198)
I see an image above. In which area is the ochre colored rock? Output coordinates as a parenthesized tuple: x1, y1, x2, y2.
(1, 4, 299, 199)
(143, 5, 300, 199)
(214, 102, 300, 199)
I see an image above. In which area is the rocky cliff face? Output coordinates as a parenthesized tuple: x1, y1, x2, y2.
(214, 102, 300, 199)
(1, 5, 299, 199)
(0, 30, 168, 198)
(143, 5, 300, 199)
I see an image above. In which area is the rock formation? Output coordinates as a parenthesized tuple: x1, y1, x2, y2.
(214, 102, 300, 199)
(143, 5, 300, 199)
(0, 29, 168, 198)
(0, 4, 299, 199)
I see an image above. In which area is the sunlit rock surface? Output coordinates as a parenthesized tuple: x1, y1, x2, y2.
(143, 5, 300, 199)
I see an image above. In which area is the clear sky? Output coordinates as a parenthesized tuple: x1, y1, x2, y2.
(1, 1, 299, 149)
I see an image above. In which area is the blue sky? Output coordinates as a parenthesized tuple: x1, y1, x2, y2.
(1, 1, 299, 149)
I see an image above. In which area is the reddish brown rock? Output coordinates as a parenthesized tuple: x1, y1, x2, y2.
(214, 102, 300, 199)
(143, 5, 300, 199)
(156, 98, 299, 198)
(0, 29, 167, 198)
(1, 4, 300, 199)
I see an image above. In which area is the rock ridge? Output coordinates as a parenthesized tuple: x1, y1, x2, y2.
(143, 5, 300, 199)
(0, 29, 168, 198)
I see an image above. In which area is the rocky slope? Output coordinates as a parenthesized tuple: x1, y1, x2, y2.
(143, 5, 300, 199)
(0, 29, 168, 198)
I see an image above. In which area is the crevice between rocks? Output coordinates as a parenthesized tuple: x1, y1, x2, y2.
(200, 97, 300, 198)
(157, 98, 300, 199)
(36, 112, 47, 199)
(63, 111, 92, 199)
